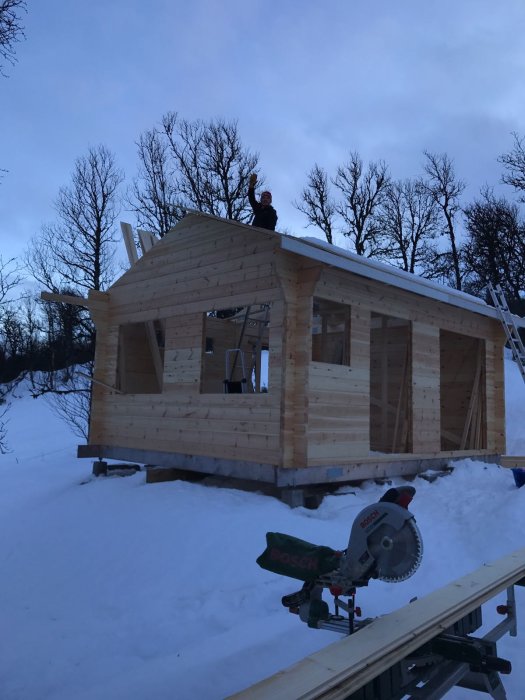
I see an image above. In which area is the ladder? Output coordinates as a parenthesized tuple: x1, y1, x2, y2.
(488, 283, 525, 384)
(224, 306, 252, 393)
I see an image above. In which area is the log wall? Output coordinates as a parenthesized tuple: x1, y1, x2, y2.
(86, 216, 507, 476)
(89, 218, 284, 466)
(305, 267, 505, 464)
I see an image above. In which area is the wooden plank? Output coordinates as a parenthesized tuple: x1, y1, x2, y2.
(77, 370, 122, 394)
(41, 291, 90, 306)
(308, 438, 369, 462)
(460, 342, 483, 449)
(228, 547, 525, 700)
(102, 391, 277, 409)
(98, 401, 279, 424)
(500, 455, 525, 468)
(121, 222, 139, 264)
(137, 228, 157, 254)
(103, 413, 280, 438)
(144, 321, 164, 389)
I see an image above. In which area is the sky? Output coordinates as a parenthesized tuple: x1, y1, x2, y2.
(2, 1, 525, 264)
(1, 356, 525, 699)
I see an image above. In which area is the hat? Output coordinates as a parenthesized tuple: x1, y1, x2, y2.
(261, 190, 272, 202)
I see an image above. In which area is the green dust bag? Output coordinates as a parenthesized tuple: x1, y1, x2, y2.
(256, 532, 340, 581)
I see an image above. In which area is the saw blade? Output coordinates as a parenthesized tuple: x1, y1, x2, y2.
(366, 518, 423, 583)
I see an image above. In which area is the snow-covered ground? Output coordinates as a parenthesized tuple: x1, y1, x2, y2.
(1, 357, 525, 700)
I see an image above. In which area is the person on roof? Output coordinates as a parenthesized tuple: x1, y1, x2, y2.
(248, 173, 278, 231)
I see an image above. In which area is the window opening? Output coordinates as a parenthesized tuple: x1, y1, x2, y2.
(116, 320, 165, 394)
(201, 304, 271, 394)
(312, 298, 351, 365)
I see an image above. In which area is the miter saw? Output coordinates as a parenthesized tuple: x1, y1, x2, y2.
(256, 486, 423, 634)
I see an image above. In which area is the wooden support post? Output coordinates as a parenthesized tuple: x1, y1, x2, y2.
(380, 315, 389, 448)
(275, 259, 321, 469)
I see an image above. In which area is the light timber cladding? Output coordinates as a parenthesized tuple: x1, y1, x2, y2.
(75, 212, 516, 485)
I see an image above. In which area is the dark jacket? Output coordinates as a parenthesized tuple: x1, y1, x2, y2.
(248, 187, 278, 231)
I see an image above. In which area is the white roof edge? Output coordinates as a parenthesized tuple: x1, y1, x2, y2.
(281, 235, 525, 327)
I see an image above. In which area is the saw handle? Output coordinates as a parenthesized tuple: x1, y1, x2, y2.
(379, 486, 415, 509)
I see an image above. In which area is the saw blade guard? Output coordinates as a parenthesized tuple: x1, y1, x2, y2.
(339, 501, 423, 584)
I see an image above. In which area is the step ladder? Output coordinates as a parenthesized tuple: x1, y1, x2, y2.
(488, 283, 525, 384)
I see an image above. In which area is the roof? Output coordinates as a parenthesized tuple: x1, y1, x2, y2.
(175, 211, 525, 328)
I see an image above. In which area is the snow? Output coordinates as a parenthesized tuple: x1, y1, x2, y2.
(2, 359, 525, 699)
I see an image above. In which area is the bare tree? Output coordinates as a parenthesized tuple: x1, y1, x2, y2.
(1, 1, 26, 180)
(499, 132, 525, 201)
(39, 368, 92, 440)
(333, 153, 390, 256)
(26, 145, 124, 438)
(377, 179, 441, 273)
(163, 112, 260, 221)
(0, 255, 21, 452)
(0, 255, 20, 302)
(0, 0, 26, 76)
(463, 188, 525, 308)
(0, 257, 22, 382)
(294, 164, 336, 243)
(127, 128, 183, 237)
(422, 151, 465, 290)
(129, 113, 261, 237)
(27, 145, 123, 295)
(294, 153, 390, 255)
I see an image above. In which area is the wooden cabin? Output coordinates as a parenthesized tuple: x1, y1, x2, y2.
(74, 211, 523, 491)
